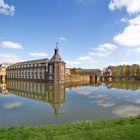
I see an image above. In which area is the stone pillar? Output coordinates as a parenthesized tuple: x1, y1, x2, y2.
(90, 75, 95, 83)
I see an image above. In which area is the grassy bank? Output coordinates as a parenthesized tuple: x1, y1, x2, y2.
(0, 116, 140, 140)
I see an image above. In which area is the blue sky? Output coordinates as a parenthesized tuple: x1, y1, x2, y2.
(0, 0, 140, 69)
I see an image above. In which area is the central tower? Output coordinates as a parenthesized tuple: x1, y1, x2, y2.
(47, 46, 66, 83)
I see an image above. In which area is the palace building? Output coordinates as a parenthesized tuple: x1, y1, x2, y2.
(6, 48, 66, 83)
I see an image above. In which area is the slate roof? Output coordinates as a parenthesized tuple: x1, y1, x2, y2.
(9, 58, 49, 67)
(49, 48, 65, 63)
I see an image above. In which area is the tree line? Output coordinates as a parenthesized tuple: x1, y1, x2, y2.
(110, 64, 140, 76)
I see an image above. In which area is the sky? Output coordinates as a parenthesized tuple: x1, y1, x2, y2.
(0, 0, 140, 69)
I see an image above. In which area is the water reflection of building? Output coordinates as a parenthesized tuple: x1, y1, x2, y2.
(48, 84, 66, 115)
(0, 82, 8, 94)
(6, 80, 65, 115)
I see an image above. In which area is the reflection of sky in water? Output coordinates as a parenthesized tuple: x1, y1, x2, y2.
(0, 82, 140, 127)
(67, 84, 140, 118)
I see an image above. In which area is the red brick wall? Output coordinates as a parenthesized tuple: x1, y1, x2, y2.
(65, 75, 90, 83)
(53, 63, 65, 82)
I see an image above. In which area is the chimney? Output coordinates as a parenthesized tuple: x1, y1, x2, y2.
(55, 48, 59, 55)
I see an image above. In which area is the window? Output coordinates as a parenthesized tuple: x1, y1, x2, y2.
(49, 76, 53, 80)
(61, 65, 64, 74)
(49, 65, 53, 74)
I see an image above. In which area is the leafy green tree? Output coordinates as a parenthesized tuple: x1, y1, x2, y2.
(109, 64, 140, 76)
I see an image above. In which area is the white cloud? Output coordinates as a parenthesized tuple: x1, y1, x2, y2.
(58, 37, 66, 42)
(109, 61, 140, 66)
(0, 53, 24, 63)
(3, 101, 23, 110)
(29, 52, 48, 57)
(66, 59, 98, 68)
(112, 105, 140, 117)
(129, 15, 140, 25)
(78, 88, 97, 96)
(90, 50, 110, 57)
(109, 0, 140, 14)
(78, 90, 93, 96)
(120, 17, 128, 23)
(0, 0, 15, 16)
(66, 60, 81, 65)
(90, 94, 115, 108)
(114, 15, 140, 47)
(90, 43, 118, 57)
(66, 59, 97, 65)
(78, 55, 92, 61)
(128, 47, 140, 53)
(1, 41, 23, 49)
(98, 43, 118, 50)
(66, 43, 117, 68)
(127, 98, 140, 104)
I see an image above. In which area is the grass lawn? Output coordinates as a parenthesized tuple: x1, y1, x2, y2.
(0, 116, 140, 140)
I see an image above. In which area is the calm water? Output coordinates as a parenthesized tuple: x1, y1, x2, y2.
(0, 80, 140, 127)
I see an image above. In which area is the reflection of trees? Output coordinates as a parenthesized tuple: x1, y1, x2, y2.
(105, 82, 140, 91)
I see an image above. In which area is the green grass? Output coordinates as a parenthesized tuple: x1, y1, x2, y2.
(0, 116, 140, 140)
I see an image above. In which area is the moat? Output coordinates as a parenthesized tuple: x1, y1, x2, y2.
(0, 80, 140, 127)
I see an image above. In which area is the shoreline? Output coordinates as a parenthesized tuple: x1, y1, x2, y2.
(0, 115, 140, 140)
